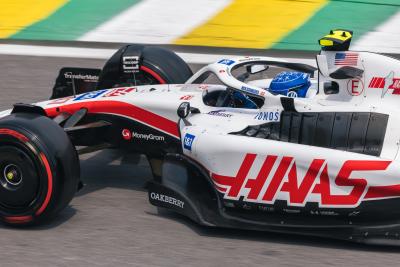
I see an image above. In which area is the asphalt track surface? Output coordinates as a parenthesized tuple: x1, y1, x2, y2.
(1, 54, 400, 267)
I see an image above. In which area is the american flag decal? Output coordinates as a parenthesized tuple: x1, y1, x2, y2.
(335, 52, 359, 66)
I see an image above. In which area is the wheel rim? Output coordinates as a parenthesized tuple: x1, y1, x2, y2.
(2, 164, 23, 187)
(0, 146, 40, 209)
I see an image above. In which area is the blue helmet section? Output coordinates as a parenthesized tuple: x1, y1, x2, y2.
(269, 71, 311, 98)
(232, 91, 257, 109)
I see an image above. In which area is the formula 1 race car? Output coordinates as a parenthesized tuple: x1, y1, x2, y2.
(1, 29, 400, 245)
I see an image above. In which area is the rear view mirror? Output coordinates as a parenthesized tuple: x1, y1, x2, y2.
(324, 81, 339, 95)
(329, 66, 364, 80)
(177, 102, 191, 118)
(247, 64, 269, 74)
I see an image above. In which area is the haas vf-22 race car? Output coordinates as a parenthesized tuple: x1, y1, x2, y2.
(1, 30, 400, 245)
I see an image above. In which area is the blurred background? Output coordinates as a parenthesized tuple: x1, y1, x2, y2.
(1, 0, 399, 53)
(1, 1, 400, 266)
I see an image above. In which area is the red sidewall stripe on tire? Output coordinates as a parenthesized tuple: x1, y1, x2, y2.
(140, 65, 166, 84)
(35, 153, 53, 216)
(0, 128, 53, 222)
(45, 100, 180, 138)
(4, 215, 33, 224)
(0, 129, 29, 143)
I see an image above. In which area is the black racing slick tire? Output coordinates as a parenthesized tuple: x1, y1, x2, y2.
(140, 46, 193, 84)
(97, 45, 193, 89)
(0, 113, 79, 225)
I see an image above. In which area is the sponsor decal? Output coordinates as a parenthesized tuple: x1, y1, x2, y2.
(150, 192, 184, 208)
(137, 88, 147, 93)
(64, 72, 98, 82)
(122, 56, 139, 73)
(103, 87, 136, 97)
(238, 56, 261, 62)
(183, 133, 195, 151)
(44, 101, 180, 138)
(335, 52, 358, 66)
(369, 75, 400, 95)
(218, 59, 235, 66)
(73, 89, 108, 101)
(122, 129, 164, 142)
(199, 84, 209, 90)
(47, 96, 74, 105)
(122, 129, 132, 140)
(242, 204, 252, 210)
(207, 110, 232, 118)
(347, 78, 364, 96)
(258, 205, 274, 212)
(133, 132, 165, 141)
(211, 153, 394, 208)
(283, 209, 301, 214)
(241, 86, 259, 95)
(310, 210, 339, 216)
(348, 211, 360, 217)
(391, 79, 400, 90)
(180, 95, 194, 100)
(254, 111, 279, 121)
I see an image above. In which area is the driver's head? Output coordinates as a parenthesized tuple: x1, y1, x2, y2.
(269, 71, 311, 98)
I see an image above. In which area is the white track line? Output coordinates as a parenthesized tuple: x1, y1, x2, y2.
(0, 44, 316, 66)
(0, 44, 114, 59)
(80, 0, 232, 44)
(353, 11, 400, 53)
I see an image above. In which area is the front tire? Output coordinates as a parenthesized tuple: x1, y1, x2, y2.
(0, 113, 80, 225)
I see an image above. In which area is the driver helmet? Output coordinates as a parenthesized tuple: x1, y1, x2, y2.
(269, 71, 311, 98)
(232, 91, 257, 109)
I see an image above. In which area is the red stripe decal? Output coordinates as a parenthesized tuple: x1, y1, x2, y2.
(372, 78, 378, 88)
(365, 184, 400, 199)
(373, 78, 379, 88)
(378, 78, 385, 88)
(35, 153, 53, 216)
(140, 66, 166, 84)
(263, 157, 293, 201)
(245, 155, 278, 200)
(45, 101, 179, 138)
(369, 77, 376, 88)
(226, 154, 257, 197)
(214, 184, 227, 193)
(373, 77, 379, 88)
(211, 173, 235, 187)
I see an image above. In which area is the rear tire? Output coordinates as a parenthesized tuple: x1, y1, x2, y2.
(97, 45, 193, 89)
(141, 46, 193, 84)
(0, 113, 79, 225)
